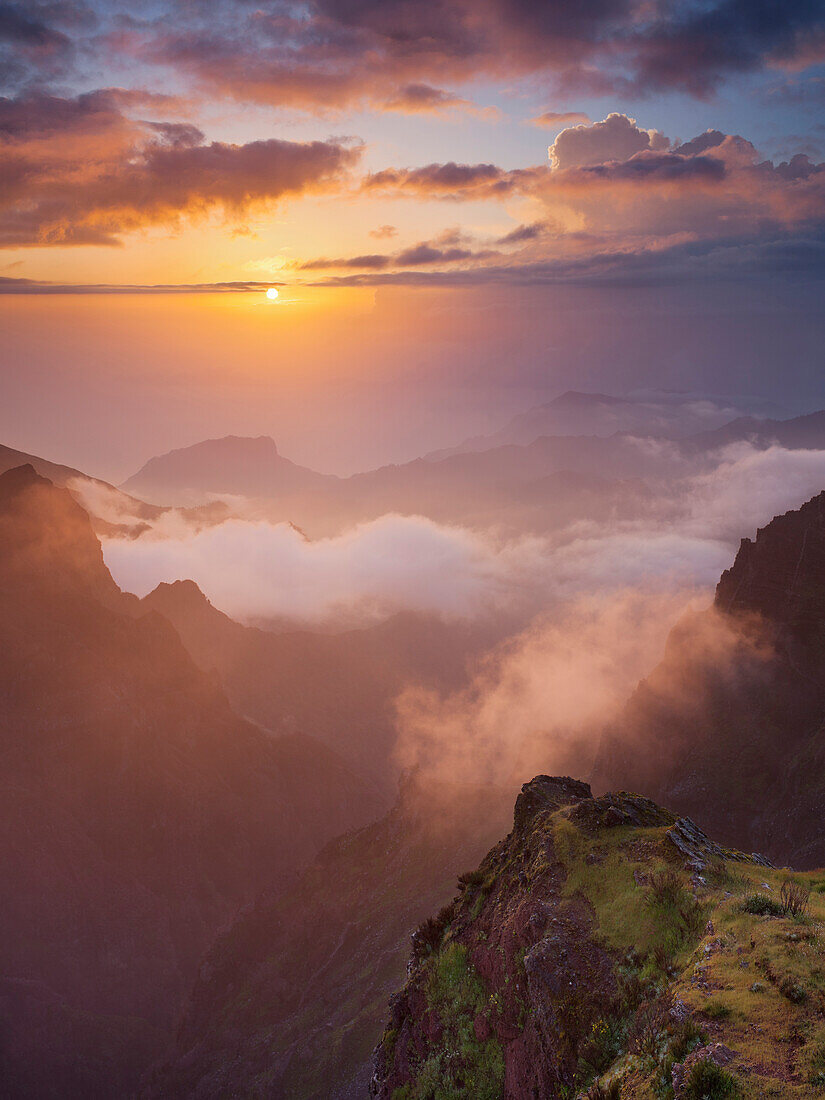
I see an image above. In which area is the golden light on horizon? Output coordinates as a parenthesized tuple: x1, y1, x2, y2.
(266, 287, 279, 301)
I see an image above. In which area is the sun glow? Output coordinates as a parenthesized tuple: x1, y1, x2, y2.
(266, 287, 279, 301)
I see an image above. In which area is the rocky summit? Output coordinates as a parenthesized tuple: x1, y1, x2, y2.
(371, 776, 825, 1099)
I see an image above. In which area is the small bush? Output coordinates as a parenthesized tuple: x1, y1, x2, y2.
(780, 878, 811, 918)
(457, 868, 485, 890)
(649, 869, 686, 907)
(412, 914, 446, 961)
(703, 1000, 732, 1021)
(627, 993, 673, 1056)
(683, 1060, 742, 1099)
(670, 1019, 707, 1064)
(585, 1081, 621, 1100)
(778, 975, 807, 1004)
(741, 893, 784, 917)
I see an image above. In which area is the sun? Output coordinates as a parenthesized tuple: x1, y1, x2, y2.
(266, 287, 279, 301)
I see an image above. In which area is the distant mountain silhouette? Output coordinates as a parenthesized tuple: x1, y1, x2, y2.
(424, 389, 785, 459)
(121, 435, 335, 506)
(0, 465, 379, 1096)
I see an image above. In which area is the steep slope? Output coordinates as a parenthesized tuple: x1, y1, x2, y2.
(144, 778, 515, 1100)
(141, 580, 502, 790)
(0, 465, 379, 1097)
(592, 490, 825, 869)
(373, 775, 824, 1100)
(121, 435, 335, 506)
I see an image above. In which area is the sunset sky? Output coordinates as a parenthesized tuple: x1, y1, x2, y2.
(2, 1, 825, 478)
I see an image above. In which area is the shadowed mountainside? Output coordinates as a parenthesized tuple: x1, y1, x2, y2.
(144, 777, 515, 1100)
(0, 465, 380, 1098)
(592, 489, 825, 868)
(141, 579, 504, 790)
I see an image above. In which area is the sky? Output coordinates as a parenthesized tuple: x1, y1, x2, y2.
(2, 0, 825, 478)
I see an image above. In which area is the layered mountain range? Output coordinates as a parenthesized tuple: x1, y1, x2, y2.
(115, 400, 825, 537)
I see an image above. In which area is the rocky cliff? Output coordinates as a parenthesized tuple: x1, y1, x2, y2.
(372, 775, 825, 1099)
(592, 490, 825, 869)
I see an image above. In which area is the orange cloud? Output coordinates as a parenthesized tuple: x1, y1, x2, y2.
(0, 91, 361, 247)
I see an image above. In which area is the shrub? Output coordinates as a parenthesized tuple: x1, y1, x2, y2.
(683, 1060, 742, 1099)
(780, 878, 811, 918)
(457, 869, 485, 890)
(649, 869, 686, 907)
(627, 993, 673, 1056)
(670, 1019, 707, 1064)
(741, 893, 784, 917)
(585, 1081, 621, 1100)
(703, 1000, 732, 1021)
(412, 914, 446, 961)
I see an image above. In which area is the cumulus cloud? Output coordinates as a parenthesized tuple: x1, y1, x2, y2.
(548, 113, 670, 169)
(324, 119, 825, 286)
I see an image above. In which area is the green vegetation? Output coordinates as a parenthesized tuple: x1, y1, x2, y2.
(741, 893, 784, 916)
(392, 944, 505, 1100)
(379, 788, 825, 1100)
(682, 1060, 742, 1099)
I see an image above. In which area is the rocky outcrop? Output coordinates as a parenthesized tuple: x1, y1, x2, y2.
(371, 776, 825, 1100)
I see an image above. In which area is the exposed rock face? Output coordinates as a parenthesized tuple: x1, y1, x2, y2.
(371, 776, 824, 1100)
(0, 466, 378, 1097)
(592, 490, 825, 869)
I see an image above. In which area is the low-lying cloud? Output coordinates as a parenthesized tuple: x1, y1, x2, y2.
(96, 442, 825, 629)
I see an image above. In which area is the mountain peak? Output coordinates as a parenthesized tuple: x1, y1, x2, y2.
(0, 461, 46, 499)
(0, 464, 122, 605)
(715, 488, 825, 623)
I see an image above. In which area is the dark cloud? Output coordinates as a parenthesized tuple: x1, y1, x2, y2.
(496, 222, 546, 245)
(306, 230, 825, 289)
(383, 83, 494, 117)
(301, 233, 498, 271)
(363, 161, 537, 199)
(107, 0, 825, 111)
